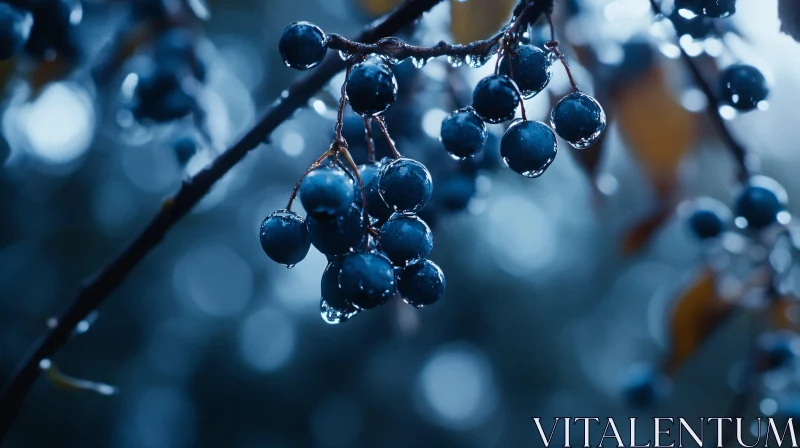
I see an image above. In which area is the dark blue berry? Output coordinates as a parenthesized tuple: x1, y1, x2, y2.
(259, 210, 311, 267)
(378, 214, 433, 266)
(623, 367, 669, 409)
(498, 44, 552, 99)
(398, 259, 445, 308)
(675, 0, 704, 14)
(299, 166, 354, 221)
(172, 134, 199, 166)
(759, 331, 797, 371)
(339, 252, 396, 309)
(358, 162, 392, 222)
(733, 176, 787, 230)
(551, 92, 606, 149)
(279, 21, 327, 70)
(440, 107, 487, 160)
(472, 74, 520, 124)
(307, 204, 365, 255)
(438, 173, 477, 212)
(133, 69, 198, 123)
(686, 198, 730, 240)
(379, 158, 433, 213)
(320, 261, 357, 321)
(346, 56, 398, 116)
(0, 3, 32, 60)
(500, 119, 557, 178)
(719, 64, 768, 111)
(23, 0, 82, 60)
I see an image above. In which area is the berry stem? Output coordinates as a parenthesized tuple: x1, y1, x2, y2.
(335, 62, 354, 145)
(647, 0, 751, 182)
(0, 1, 447, 435)
(286, 149, 334, 210)
(375, 117, 402, 158)
(339, 146, 372, 246)
(364, 116, 376, 162)
(544, 13, 579, 92)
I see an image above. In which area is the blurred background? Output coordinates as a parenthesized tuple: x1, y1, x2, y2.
(1, 0, 800, 446)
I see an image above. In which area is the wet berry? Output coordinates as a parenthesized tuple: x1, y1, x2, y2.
(358, 162, 393, 222)
(339, 252, 396, 309)
(733, 176, 787, 230)
(551, 91, 606, 149)
(23, 0, 82, 60)
(398, 259, 445, 308)
(279, 21, 327, 70)
(379, 214, 433, 266)
(500, 119, 557, 178)
(719, 64, 768, 111)
(133, 68, 198, 123)
(472, 74, 520, 124)
(498, 44, 552, 99)
(686, 198, 730, 240)
(320, 261, 358, 323)
(307, 203, 365, 255)
(346, 56, 398, 116)
(440, 107, 487, 160)
(379, 158, 433, 213)
(299, 166, 355, 221)
(260, 210, 311, 267)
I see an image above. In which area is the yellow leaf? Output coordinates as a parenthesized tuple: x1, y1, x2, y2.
(358, 0, 404, 17)
(614, 67, 697, 200)
(450, 0, 515, 44)
(662, 268, 735, 376)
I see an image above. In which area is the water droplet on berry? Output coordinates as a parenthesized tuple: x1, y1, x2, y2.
(338, 50, 351, 61)
(320, 299, 359, 324)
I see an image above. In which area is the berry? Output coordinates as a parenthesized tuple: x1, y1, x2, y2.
(758, 331, 797, 371)
(320, 261, 358, 324)
(279, 21, 327, 70)
(338, 252, 396, 309)
(153, 28, 206, 82)
(172, 134, 199, 166)
(0, 3, 32, 60)
(623, 366, 670, 409)
(398, 259, 445, 308)
(307, 203, 365, 255)
(719, 64, 768, 111)
(299, 166, 355, 221)
(358, 162, 393, 222)
(346, 56, 398, 116)
(379, 158, 433, 213)
(675, 0, 704, 14)
(686, 198, 730, 240)
(498, 44, 552, 99)
(379, 214, 433, 266)
(23, 0, 82, 60)
(500, 119, 557, 178)
(472, 74, 520, 124)
(440, 107, 487, 160)
(259, 210, 311, 267)
(733, 176, 787, 230)
(551, 91, 606, 149)
(133, 68, 198, 123)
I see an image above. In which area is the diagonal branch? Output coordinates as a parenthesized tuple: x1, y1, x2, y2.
(0, 0, 445, 440)
(648, 0, 752, 182)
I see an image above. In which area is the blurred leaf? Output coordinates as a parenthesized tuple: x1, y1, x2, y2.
(450, 0, 515, 44)
(779, 0, 800, 42)
(620, 206, 671, 254)
(358, 0, 403, 17)
(614, 66, 697, 200)
(662, 268, 735, 376)
(43, 363, 118, 396)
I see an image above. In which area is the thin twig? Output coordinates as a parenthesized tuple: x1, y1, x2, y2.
(648, 0, 751, 182)
(544, 13, 578, 92)
(0, 0, 446, 440)
(363, 116, 375, 162)
(375, 117, 402, 158)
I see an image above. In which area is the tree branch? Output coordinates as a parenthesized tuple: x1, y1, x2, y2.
(0, 0, 446, 440)
(648, 0, 752, 182)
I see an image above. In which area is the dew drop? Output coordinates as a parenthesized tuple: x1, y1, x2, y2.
(411, 57, 432, 69)
(447, 55, 465, 68)
(320, 299, 359, 324)
(338, 50, 351, 61)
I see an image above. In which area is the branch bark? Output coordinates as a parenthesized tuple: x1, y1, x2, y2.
(0, 0, 445, 440)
